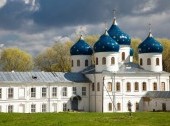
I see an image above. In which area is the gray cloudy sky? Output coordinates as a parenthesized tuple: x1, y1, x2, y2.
(0, 0, 170, 55)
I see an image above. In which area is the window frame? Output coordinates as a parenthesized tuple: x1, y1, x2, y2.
(62, 87, 67, 97)
(42, 87, 47, 98)
(72, 87, 77, 95)
(31, 88, 36, 98)
(117, 103, 121, 111)
(42, 104, 47, 112)
(134, 82, 139, 91)
(31, 104, 36, 113)
(107, 82, 112, 92)
(63, 103, 67, 111)
(142, 82, 147, 91)
(8, 105, 13, 113)
(140, 58, 143, 66)
(97, 82, 100, 91)
(108, 103, 112, 111)
(82, 87, 86, 96)
(156, 58, 159, 65)
(116, 82, 120, 92)
(77, 60, 80, 67)
(122, 52, 125, 61)
(8, 88, 14, 99)
(96, 57, 98, 65)
(153, 82, 157, 91)
(52, 87, 57, 97)
(0, 88, 2, 99)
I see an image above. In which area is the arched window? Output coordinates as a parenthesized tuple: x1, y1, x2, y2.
(140, 58, 143, 66)
(71, 60, 73, 67)
(108, 103, 112, 111)
(92, 83, 95, 91)
(107, 82, 112, 92)
(153, 82, 157, 91)
(97, 82, 100, 91)
(136, 102, 139, 111)
(117, 103, 121, 111)
(102, 57, 106, 65)
(134, 82, 139, 91)
(142, 82, 147, 91)
(116, 82, 120, 91)
(77, 60, 80, 67)
(147, 58, 151, 65)
(156, 58, 159, 65)
(85, 60, 88, 67)
(127, 82, 131, 92)
(111, 57, 115, 65)
(122, 52, 125, 61)
(96, 57, 98, 65)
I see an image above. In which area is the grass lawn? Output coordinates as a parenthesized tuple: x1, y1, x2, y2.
(0, 112, 170, 126)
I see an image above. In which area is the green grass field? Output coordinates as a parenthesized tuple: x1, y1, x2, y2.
(0, 112, 169, 126)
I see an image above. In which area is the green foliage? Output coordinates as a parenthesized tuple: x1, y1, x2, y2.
(0, 48, 33, 71)
(35, 41, 73, 72)
(0, 112, 170, 126)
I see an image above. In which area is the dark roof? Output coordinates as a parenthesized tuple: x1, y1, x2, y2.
(145, 91, 170, 98)
(0, 72, 90, 83)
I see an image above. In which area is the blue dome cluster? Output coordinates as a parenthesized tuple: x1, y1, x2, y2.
(138, 33, 163, 54)
(108, 19, 131, 45)
(94, 31, 120, 52)
(70, 36, 93, 55)
(130, 48, 134, 56)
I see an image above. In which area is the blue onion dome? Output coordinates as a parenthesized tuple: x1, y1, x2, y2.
(130, 48, 134, 56)
(108, 18, 131, 45)
(93, 30, 119, 52)
(138, 32, 163, 54)
(70, 35, 93, 55)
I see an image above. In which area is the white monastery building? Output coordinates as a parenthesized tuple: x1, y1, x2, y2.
(0, 15, 170, 113)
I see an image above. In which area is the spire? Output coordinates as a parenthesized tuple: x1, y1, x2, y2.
(148, 23, 153, 37)
(104, 21, 109, 35)
(113, 9, 117, 25)
(79, 34, 84, 40)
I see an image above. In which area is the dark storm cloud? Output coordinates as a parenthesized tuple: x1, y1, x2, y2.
(0, 0, 169, 31)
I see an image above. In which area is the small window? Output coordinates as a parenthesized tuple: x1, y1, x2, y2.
(117, 103, 121, 111)
(52, 87, 57, 97)
(140, 58, 143, 65)
(31, 104, 36, 113)
(85, 60, 88, 67)
(63, 87, 67, 96)
(127, 82, 131, 92)
(134, 82, 139, 91)
(161, 82, 165, 91)
(96, 57, 98, 65)
(82, 87, 86, 96)
(0, 88, 2, 99)
(102, 57, 106, 65)
(92, 83, 95, 91)
(63, 103, 67, 111)
(8, 105, 13, 113)
(42, 104, 47, 112)
(71, 60, 73, 67)
(122, 52, 125, 61)
(156, 58, 159, 65)
(72, 87, 76, 95)
(107, 82, 112, 92)
(8, 88, 13, 99)
(147, 58, 151, 65)
(97, 82, 100, 91)
(31, 88, 36, 98)
(116, 82, 120, 92)
(108, 103, 112, 111)
(77, 60, 80, 67)
(42, 87, 47, 98)
(142, 82, 147, 91)
(136, 102, 139, 111)
(111, 57, 115, 65)
(153, 82, 157, 91)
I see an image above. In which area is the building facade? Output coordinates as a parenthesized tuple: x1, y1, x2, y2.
(0, 16, 170, 113)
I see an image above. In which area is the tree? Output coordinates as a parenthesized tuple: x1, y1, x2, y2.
(35, 41, 73, 72)
(0, 48, 33, 71)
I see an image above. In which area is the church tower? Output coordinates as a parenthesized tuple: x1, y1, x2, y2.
(70, 35, 93, 72)
(138, 25, 163, 72)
